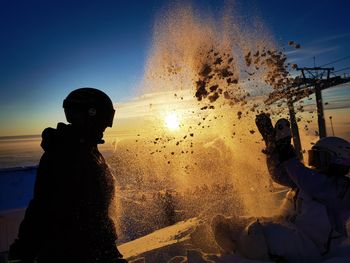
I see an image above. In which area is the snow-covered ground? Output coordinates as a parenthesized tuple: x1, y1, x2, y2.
(1, 167, 350, 262)
(118, 217, 350, 263)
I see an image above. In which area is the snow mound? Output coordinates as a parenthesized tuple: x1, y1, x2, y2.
(118, 218, 201, 261)
(118, 217, 272, 263)
(118, 217, 350, 263)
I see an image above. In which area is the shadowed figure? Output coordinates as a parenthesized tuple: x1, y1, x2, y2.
(211, 114, 350, 263)
(8, 88, 127, 263)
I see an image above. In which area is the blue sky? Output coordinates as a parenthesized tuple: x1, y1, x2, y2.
(1, 0, 350, 136)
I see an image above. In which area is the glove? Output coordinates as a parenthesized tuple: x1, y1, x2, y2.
(97, 246, 128, 263)
(8, 239, 35, 263)
(8, 240, 23, 263)
(114, 259, 128, 263)
(8, 239, 22, 262)
(255, 113, 275, 150)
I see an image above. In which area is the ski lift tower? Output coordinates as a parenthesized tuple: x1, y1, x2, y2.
(264, 67, 350, 160)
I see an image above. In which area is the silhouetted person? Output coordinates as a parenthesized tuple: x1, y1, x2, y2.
(8, 88, 127, 263)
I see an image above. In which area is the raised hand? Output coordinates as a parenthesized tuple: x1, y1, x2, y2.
(255, 113, 275, 148)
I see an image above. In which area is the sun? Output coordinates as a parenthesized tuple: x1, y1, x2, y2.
(165, 112, 180, 130)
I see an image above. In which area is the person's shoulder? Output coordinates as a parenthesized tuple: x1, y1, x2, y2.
(40, 123, 68, 151)
(41, 122, 67, 136)
(41, 127, 56, 139)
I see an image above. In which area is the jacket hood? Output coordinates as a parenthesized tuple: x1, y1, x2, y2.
(41, 123, 82, 152)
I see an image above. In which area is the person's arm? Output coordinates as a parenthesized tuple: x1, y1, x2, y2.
(283, 158, 336, 202)
(9, 153, 52, 262)
(255, 113, 297, 188)
(266, 152, 297, 188)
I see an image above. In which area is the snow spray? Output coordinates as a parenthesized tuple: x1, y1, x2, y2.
(108, 3, 316, 242)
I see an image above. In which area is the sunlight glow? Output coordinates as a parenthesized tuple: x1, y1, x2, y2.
(165, 112, 180, 130)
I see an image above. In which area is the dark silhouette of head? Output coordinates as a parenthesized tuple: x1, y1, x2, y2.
(63, 88, 115, 143)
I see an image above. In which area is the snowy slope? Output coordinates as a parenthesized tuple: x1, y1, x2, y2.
(118, 218, 201, 262)
(118, 217, 350, 263)
(118, 217, 272, 263)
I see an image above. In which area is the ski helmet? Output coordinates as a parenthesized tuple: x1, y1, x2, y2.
(308, 137, 350, 174)
(63, 88, 115, 128)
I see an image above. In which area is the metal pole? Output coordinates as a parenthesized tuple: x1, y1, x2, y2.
(314, 84, 327, 138)
(287, 100, 303, 161)
(329, 116, 335, 136)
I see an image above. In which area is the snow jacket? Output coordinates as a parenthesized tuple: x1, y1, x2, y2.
(9, 123, 123, 263)
(267, 155, 350, 254)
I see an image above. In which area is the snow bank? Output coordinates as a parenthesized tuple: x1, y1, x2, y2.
(118, 217, 350, 263)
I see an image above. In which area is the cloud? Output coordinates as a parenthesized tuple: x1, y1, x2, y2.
(286, 46, 339, 57)
(114, 89, 196, 120)
(285, 45, 340, 66)
(309, 33, 350, 45)
(284, 33, 349, 64)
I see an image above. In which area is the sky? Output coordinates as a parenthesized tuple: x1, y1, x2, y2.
(1, 0, 350, 136)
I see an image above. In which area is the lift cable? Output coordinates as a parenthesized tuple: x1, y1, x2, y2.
(333, 66, 350, 74)
(319, 55, 350, 67)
